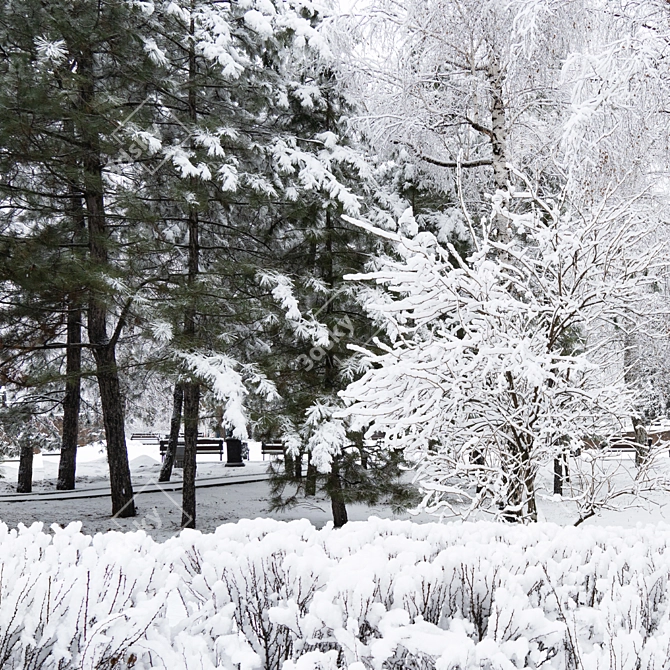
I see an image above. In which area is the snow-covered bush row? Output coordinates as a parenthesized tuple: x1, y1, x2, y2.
(3, 518, 670, 670)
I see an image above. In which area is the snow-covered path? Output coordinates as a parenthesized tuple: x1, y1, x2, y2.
(0, 471, 271, 503)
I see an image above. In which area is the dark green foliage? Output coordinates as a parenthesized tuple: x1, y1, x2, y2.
(269, 442, 421, 520)
(0, 0, 425, 523)
(0, 400, 60, 458)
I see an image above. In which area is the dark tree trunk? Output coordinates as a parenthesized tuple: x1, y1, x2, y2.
(17, 446, 33, 493)
(77, 44, 134, 518)
(181, 382, 199, 528)
(86, 187, 135, 517)
(159, 383, 183, 483)
(57, 301, 82, 490)
(57, 135, 85, 492)
(180, 10, 201, 530)
(553, 457, 563, 495)
(294, 452, 302, 478)
(322, 204, 348, 526)
(472, 447, 485, 493)
(329, 459, 348, 528)
(180, 205, 199, 527)
(93, 342, 135, 516)
(305, 455, 317, 496)
(284, 451, 295, 476)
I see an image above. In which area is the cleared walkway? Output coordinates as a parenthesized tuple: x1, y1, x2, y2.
(0, 473, 271, 504)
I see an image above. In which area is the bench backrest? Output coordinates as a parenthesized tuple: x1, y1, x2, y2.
(160, 438, 223, 451)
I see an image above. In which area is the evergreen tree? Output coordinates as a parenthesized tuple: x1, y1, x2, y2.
(0, 0, 165, 514)
(121, 0, 334, 526)
(251, 58, 420, 525)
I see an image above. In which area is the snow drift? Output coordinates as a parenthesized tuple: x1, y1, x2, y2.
(0, 517, 668, 669)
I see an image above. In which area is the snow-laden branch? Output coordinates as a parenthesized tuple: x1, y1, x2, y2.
(339, 180, 666, 522)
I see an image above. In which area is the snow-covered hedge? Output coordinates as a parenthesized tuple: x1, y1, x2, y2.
(1, 518, 670, 669)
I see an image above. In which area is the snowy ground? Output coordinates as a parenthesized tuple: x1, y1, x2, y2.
(2, 439, 670, 540)
(0, 439, 436, 540)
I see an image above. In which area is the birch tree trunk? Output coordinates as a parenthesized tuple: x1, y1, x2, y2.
(488, 54, 511, 244)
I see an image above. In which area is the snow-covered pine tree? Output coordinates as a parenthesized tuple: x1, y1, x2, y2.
(117, 0, 336, 526)
(0, 3, 93, 491)
(245, 53, 421, 525)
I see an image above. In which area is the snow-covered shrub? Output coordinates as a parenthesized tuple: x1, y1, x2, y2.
(4, 518, 670, 669)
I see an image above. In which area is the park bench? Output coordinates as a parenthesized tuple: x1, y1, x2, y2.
(261, 442, 284, 460)
(608, 437, 638, 452)
(130, 432, 160, 443)
(608, 431, 655, 453)
(159, 438, 224, 468)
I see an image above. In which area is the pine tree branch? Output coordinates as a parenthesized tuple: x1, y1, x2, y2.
(108, 297, 134, 350)
(0, 342, 93, 351)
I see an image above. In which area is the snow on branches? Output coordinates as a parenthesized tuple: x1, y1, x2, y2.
(180, 352, 279, 439)
(340, 182, 664, 522)
(8, 518, 670, 670)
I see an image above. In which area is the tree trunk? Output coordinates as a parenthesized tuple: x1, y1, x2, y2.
(93, 342, 135, 516)
(57, 134, 85, 492)
(633, 418, 649, 467)
(553, 457, 563, 495)
(180, 9, 201, 530)
(305, 455, 317, 496)
(78, 44, 135, 518)
(488, 54, 511, 244)
(294, 452, 302, 479)
(489, 55, 509, 194)
(322, 205, 348, 526)
(17, 446, 33, 493)
(329, 458, 348, 528)
(525, 468, 538, 522)
(87, 190, 135, 517)
(503, 444, 527, 522)
(284, 450, 295, 476)
(181, 382, 199, 528)
(57, 301, 82, 490)
(159, 383, 183, 483)
(472, 447, 485, 493)
(180, 204, 199, 526)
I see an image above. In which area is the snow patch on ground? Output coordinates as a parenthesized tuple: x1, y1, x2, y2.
(129, 454, 160, 468)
